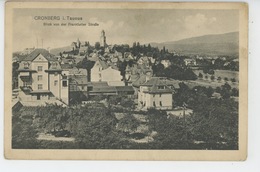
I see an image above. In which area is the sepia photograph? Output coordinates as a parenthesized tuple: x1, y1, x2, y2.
(4, 2, 248, 160)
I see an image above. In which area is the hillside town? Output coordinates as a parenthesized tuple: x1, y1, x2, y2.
(12, 30, 239, 150)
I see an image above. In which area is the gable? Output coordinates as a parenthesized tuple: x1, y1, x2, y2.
(33, 54, 48, 62)
(103, 66, 120, 73)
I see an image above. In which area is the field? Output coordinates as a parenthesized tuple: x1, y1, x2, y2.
(193, 69, 239, 81)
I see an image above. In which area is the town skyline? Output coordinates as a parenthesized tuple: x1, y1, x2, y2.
(13, 9, 239, 52)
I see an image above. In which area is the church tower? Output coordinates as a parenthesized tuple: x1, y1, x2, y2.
(100, 30, 106, 47)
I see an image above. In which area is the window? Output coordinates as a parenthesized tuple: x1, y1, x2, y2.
(153, 101, 156, 107)
(62, 80, 67, 87)
(38, 84, 43, 90)
(160, 101, 162, 106)
(52, 62, 57, 69)
(88, 86, 93, 91)
(24, 62, 29, 69)
(54, 80, 58, 86)
(37, 66, 43, 71)
(82, 86, 84, 90)
(153, 94, 155, 98)
(158, 86, 165, 89)
(37, 75, 42, 81)
(159, 94, 162, 97)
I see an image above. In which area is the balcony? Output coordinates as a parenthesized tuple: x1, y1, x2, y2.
(20, 86, 32, 93)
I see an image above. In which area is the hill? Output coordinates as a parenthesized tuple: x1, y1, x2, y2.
(150, 32, 239, 56)
(50, 46, 72, 55)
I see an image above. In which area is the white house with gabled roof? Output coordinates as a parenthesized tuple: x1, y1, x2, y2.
(17, 49, 69, 105)
(138, 77, 176, 110)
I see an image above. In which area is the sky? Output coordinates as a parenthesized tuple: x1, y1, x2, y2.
(13, 9, 239, 52)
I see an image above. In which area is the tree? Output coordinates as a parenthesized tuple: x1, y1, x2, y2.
(117, 114, 139, 133)
(37, 104, 66, 134)
(118, 60, 127, 79)
(217, 76, 222, 82)
(173, 82, 193, 107)
(206, 86, 214, 98)
(210, 75, 215, 81)
(203, 67, 215, 75)
(183, 68, 198, 80)
(221, 83, 232, 99)
(120, 97, 135, 109)
(152, 63, 165, 77)
(231, 88, 239, 97)
(224, 77, 229, 82)
(95, 42, 101, 50)
(12, 108, 39, 148)
(79, 57, 95, 81)
(198, 72, 203, 79)
(12, 62, 19, 89)
(72, 105, 125, 149)
(147, 109, 192, 149)
(188, 98, 238, 149)
(216, 87, 221, 93)
(231, 78, 236, 83)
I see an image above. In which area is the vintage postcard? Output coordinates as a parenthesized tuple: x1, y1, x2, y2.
(4, 2, 248, 160)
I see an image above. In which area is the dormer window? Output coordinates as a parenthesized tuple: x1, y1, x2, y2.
(24, 62, 29, 69)
(52, 62, 57, 69)
(37, 66, 42, 71)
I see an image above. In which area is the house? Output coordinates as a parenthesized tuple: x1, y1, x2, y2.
(17, 49, 69, 105)
(184, 58, 197, 66)
(12, 56, 19, 63)
(126, 64, 153, 88)
(161, 59, 171, 68)
(90, 59, 123, 86)
(138, 77, 176, 110)
(87, 81, 134, 97)
(69, 75, 88, 92)
(79, 46, 88, 56)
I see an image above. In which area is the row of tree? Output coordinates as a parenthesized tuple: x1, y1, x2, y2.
(153, 63, 197, 80)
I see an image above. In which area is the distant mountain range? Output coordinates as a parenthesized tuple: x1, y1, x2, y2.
(50, 46, 72, 55)
(150, 32, 239, 56)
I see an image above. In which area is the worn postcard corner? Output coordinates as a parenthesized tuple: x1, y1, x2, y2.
(4, 1, 248, 160)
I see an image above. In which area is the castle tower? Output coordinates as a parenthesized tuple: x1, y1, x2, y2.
(100, 30, 106, 47)
(77, 38, 81, 48)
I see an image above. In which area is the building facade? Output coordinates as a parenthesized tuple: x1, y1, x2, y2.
(138, 77, 175, 110)
(17, 49, 69, 105)
(90, 60, 123, 86)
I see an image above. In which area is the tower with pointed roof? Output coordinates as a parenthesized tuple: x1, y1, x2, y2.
(100, 30, 106, 47)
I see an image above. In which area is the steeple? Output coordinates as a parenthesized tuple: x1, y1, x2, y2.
(100, 30, 106, 47)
